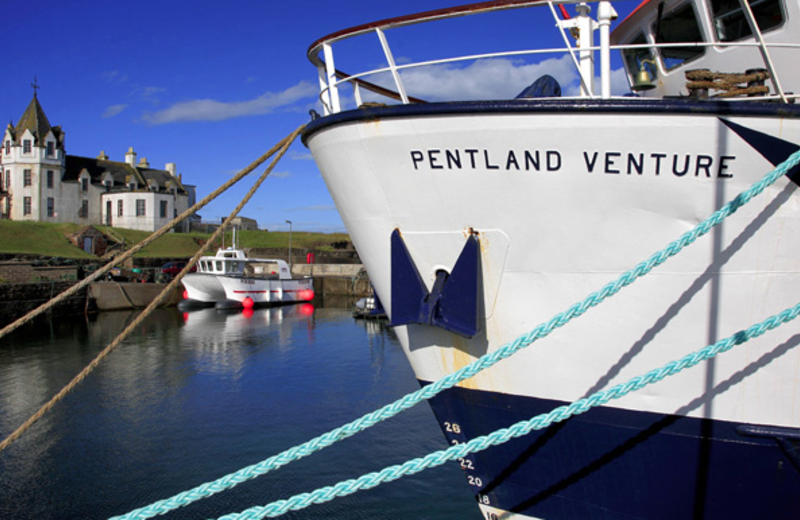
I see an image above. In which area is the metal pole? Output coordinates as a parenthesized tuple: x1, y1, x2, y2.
(285, 220, 293, 272)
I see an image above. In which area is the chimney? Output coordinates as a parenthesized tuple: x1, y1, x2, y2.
(97, 150, 108, 160)
(165, 162, 176, 175)
(138, 157, 149, 168)
(125, 147, 137, 167)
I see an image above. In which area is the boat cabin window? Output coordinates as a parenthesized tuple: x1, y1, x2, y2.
(710, 0, 784, 42)
(623, 32, 658, 82)
(215, 261, 223, 271)
(655, 3, 705, 70)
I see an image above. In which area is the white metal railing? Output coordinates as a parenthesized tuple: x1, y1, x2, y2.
(307, 0, 800, 115)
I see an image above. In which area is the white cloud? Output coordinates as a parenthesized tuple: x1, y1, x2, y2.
(142, 81, 318, 124)
(102, 104, 127, 118)
(352, 57, 633, 103)
(103, 70, 128, 83)
(362, 56, 578, 102)
(270, 171, 291, 178)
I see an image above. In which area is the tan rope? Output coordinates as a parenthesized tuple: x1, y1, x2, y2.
(685, 69, 770, 98)
(0, 127, 299, 341)
(0, 125, 305, 454)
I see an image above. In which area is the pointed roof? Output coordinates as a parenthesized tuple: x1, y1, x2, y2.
(14, 94, 53, 144)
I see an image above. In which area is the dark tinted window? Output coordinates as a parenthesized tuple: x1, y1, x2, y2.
(711, 0, 784, 42)
(624, 32, 658, 81)
(655, 3, 705, 70)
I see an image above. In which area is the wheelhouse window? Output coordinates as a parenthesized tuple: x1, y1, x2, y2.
(136, 199, 146, 217)
(23, 169, 32, 187)
(623, 32, 658, 83)
(711, 0, 784, 42)
(655, 3, 705, 70)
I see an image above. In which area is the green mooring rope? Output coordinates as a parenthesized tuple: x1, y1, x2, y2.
(112, 149, 800, 520)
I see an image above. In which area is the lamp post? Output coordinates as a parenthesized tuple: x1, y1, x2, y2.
(285, 220, 292, 272)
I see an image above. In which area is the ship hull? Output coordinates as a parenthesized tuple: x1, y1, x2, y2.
(304, 99, 800, 518)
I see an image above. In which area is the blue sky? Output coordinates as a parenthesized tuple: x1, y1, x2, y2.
(2, 0, 637, 233)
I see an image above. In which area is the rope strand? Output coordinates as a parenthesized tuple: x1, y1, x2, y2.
(0, 125, 304, 455)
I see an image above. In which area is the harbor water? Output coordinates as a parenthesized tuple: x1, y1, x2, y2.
(0, 303, 481, 519)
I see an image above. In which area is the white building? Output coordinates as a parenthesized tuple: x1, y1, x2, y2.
(1, 94, 196, 232)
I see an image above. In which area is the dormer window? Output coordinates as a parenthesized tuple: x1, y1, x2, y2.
(23, 140, 31, 154)
(46, 141, 55, 158)
(81, 177, 89, 192)
(4, 141, 9, 155)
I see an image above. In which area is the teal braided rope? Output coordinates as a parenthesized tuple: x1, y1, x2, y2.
(220, 299, 800, 519)
(112, 149, 800, 520)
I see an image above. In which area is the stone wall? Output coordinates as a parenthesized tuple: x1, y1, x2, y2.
(0, 261, 80, 284)
(0, 281, 89, 326)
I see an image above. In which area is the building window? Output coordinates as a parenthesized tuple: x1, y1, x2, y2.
(23, 169, 32, 187)
(23, 197, 31, 215)
(47, 170, 54, 189)
(118, 200, 124, 217)
(136, 199, 146, 217)
(46, 141, 55, 157)
(47, 197, 55, 217)
(23, 140, 31, 154)
(81, 177, 89, 192)
(80, 200, 89, 218)
(160, 200, 168, 219)
(4, 141, 9, 155)
(4, 170, 8, 189)
(0, 171, 3, 190)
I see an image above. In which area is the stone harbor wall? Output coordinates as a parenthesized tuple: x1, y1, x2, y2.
(0, 281, 90, 327)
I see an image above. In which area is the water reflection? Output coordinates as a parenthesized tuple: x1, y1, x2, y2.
(180, 305, 316, 374)
(0, 304, 479, 520)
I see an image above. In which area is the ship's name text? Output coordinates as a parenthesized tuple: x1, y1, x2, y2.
(410, 149, 736, 178)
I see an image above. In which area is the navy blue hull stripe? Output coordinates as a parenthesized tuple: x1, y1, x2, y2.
(302, 98, 800, 143)
(423, 382, 800, 520)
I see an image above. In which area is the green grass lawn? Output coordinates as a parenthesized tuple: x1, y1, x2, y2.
(0, 221, 350, 259)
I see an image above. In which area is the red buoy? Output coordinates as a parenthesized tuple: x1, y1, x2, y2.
(243, 296, 255, 309)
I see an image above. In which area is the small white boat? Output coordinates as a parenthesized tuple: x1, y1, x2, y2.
(215, 262, 315, 310)
(180, 247, 314, 310)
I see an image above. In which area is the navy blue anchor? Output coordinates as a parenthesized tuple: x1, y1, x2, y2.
(389, 229, 483, 338)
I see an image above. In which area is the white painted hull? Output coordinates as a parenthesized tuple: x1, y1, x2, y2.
(181, 272, 227, 303)
(306, 102, 800, 517)
(217, 276, 315, 306)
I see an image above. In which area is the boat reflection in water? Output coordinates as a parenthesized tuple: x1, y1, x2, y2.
(179, 304, 316, 370)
